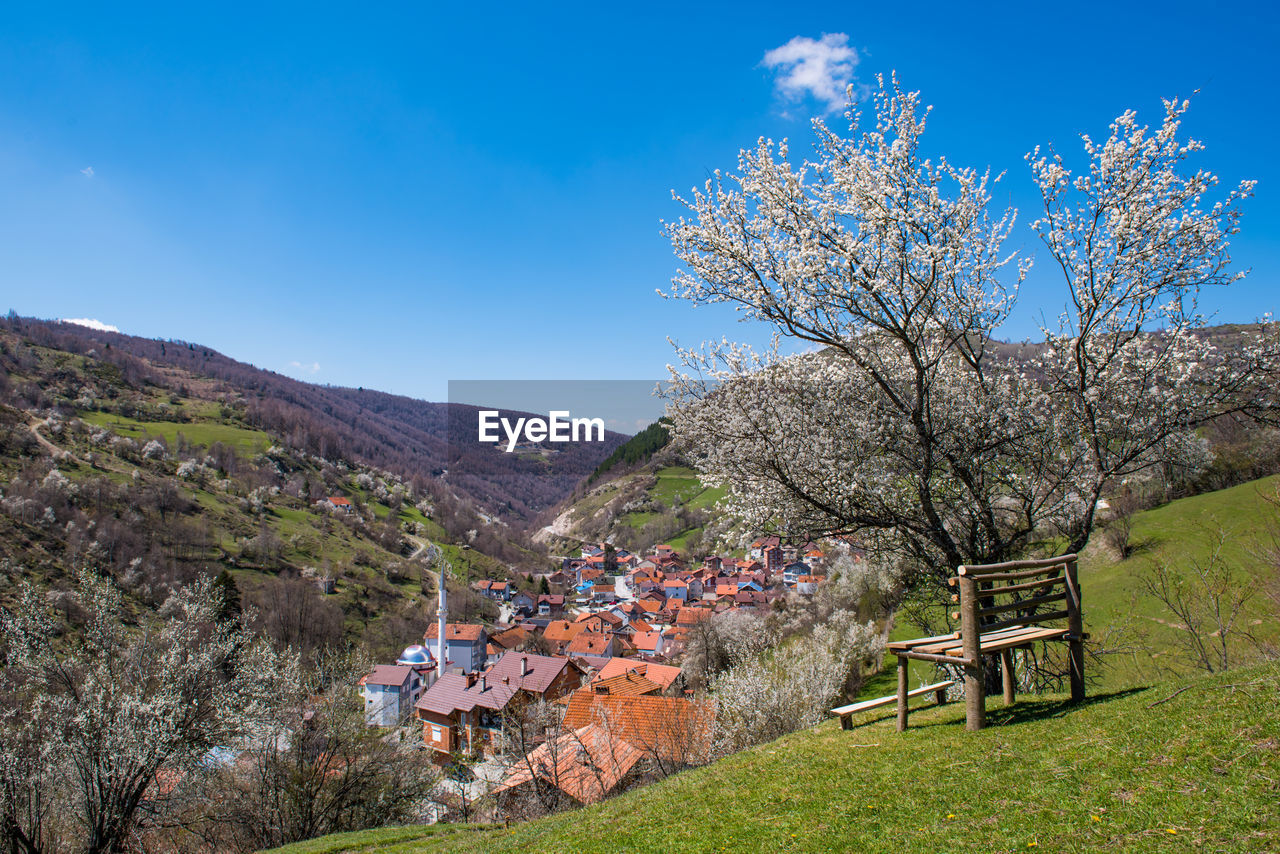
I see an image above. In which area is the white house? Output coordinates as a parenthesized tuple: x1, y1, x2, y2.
(360, 664, 423, 726)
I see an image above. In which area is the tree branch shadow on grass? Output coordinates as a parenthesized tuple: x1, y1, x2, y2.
(1121, 535, 1157, 559)
(981, 688, 1146, 727)
(841, 687, 1147, 732)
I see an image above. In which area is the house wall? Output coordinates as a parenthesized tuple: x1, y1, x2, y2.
(363, 684, 404, 727)
(420, 709, 457, 754)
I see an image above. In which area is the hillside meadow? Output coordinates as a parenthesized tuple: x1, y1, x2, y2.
(268, 661, 1280, 854)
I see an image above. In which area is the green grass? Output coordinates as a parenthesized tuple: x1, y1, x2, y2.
(1077, 475, 1280, 686)
(651, 466, 718, 507)
(78, 410, 272, 455)
(267, 662, 1280, 854)
(665, 526, 704, 554)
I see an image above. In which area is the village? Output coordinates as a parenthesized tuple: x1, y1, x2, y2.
(357, 537, 840, 810)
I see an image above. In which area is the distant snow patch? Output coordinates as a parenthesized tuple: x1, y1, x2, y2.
(61, 318, 119, 333)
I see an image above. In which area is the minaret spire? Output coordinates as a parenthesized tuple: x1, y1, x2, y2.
(436, 556, 448, 670)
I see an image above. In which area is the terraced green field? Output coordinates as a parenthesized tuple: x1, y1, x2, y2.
(79, 410, 272, 455)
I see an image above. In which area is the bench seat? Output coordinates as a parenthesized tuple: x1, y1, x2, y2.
(830, 680, 955, 730)
(888, 624, 1069, 659)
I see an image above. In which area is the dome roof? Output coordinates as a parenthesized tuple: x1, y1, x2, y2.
(397, 644, 434, 665)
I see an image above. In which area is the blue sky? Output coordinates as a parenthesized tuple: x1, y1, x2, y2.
(1, 1, 1277, 402)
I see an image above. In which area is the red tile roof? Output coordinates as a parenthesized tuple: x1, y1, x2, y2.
(423, 623, 486, 642)
(414, 652, 579, 716)
(676, 608, 712, 626)
(592, 659, 681, 690)
(589, 671, 662, 697)
(561, 691, 714, 762)
(492, 723, 644, 804)
(565, 632, 613, 656)
(363, 664, 416, 688)
(543, 620, 586, 644)
(490, 626, 531, 650)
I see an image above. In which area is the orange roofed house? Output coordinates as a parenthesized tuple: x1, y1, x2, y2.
(414, 651, 585, 757)
(591, 659, 684, 694)
(561, 690, 714, 766)
(494, 689, 714, 808)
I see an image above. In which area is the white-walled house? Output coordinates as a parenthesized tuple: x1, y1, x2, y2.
(360, 664, 423, 726)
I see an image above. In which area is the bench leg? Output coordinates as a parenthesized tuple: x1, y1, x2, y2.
(1069, 638, 1085, 703)
(1000, 649, 1016, 705)
(840, 714, 852, 731)
(935, 685, 948, 706)
(896, 656, 908, 732)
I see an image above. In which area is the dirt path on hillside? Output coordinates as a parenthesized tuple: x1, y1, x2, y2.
(25, 415, 91, 466)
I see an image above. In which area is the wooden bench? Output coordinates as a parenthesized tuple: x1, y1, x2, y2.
(888, 554, 1085, 732)
(830, 680, 955, 730)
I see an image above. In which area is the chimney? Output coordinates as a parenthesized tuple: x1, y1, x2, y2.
(479, 675, 487, 692)
(520, 656, 529, 677)
(466, 672, 477, 688)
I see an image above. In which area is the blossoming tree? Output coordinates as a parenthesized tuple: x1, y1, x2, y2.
(0, 572, 287, 854)
(663, 76, 1273, 586)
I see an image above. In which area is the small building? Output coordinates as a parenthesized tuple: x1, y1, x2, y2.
(473, 579, 511, 601)
(565, 632, 617, 659)
(415, 652, 585, 756)
(511, 591, 536, 616)
(542, 619, 586, 655)
(783, 561, 811, 586)
(324, 496, 354, 513)
(591, 659, 683, 693)
(360, 664, 422, 726)
(537, 594, 566, 617)
(423, 623, 490, 673)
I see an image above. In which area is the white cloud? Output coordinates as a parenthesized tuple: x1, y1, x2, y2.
(290, 360, 321, 374)
(763, 33, 858, 114)
(80, 166, 94, 177)
(61, 318, 119, 333)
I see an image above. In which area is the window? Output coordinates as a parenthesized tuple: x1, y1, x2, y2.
(431, 725, 443, 743)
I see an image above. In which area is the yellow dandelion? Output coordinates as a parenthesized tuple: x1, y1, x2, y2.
(946, 813, 956, 819)
(1028, 843, 1038, 849)
(1091, 815, 1101, 822)
(1167, 828, 1177, 835)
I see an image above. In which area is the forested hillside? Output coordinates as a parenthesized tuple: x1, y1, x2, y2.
(0, 323, 549, 660)
(0, 316, 626, 525)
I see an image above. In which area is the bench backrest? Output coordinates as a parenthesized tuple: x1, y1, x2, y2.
(949, 554, 1082, 635)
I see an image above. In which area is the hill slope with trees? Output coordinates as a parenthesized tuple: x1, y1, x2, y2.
(0, 315, 626, 525)
(0, 323, 544, 661)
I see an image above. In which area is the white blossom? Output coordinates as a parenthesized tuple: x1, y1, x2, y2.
(662, 77, 1275, 582)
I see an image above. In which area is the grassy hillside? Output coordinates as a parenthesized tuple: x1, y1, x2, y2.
(1079, 475, 1280, 685)
(541, 463, 727, 556)
(268, 662, 1280, 853)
